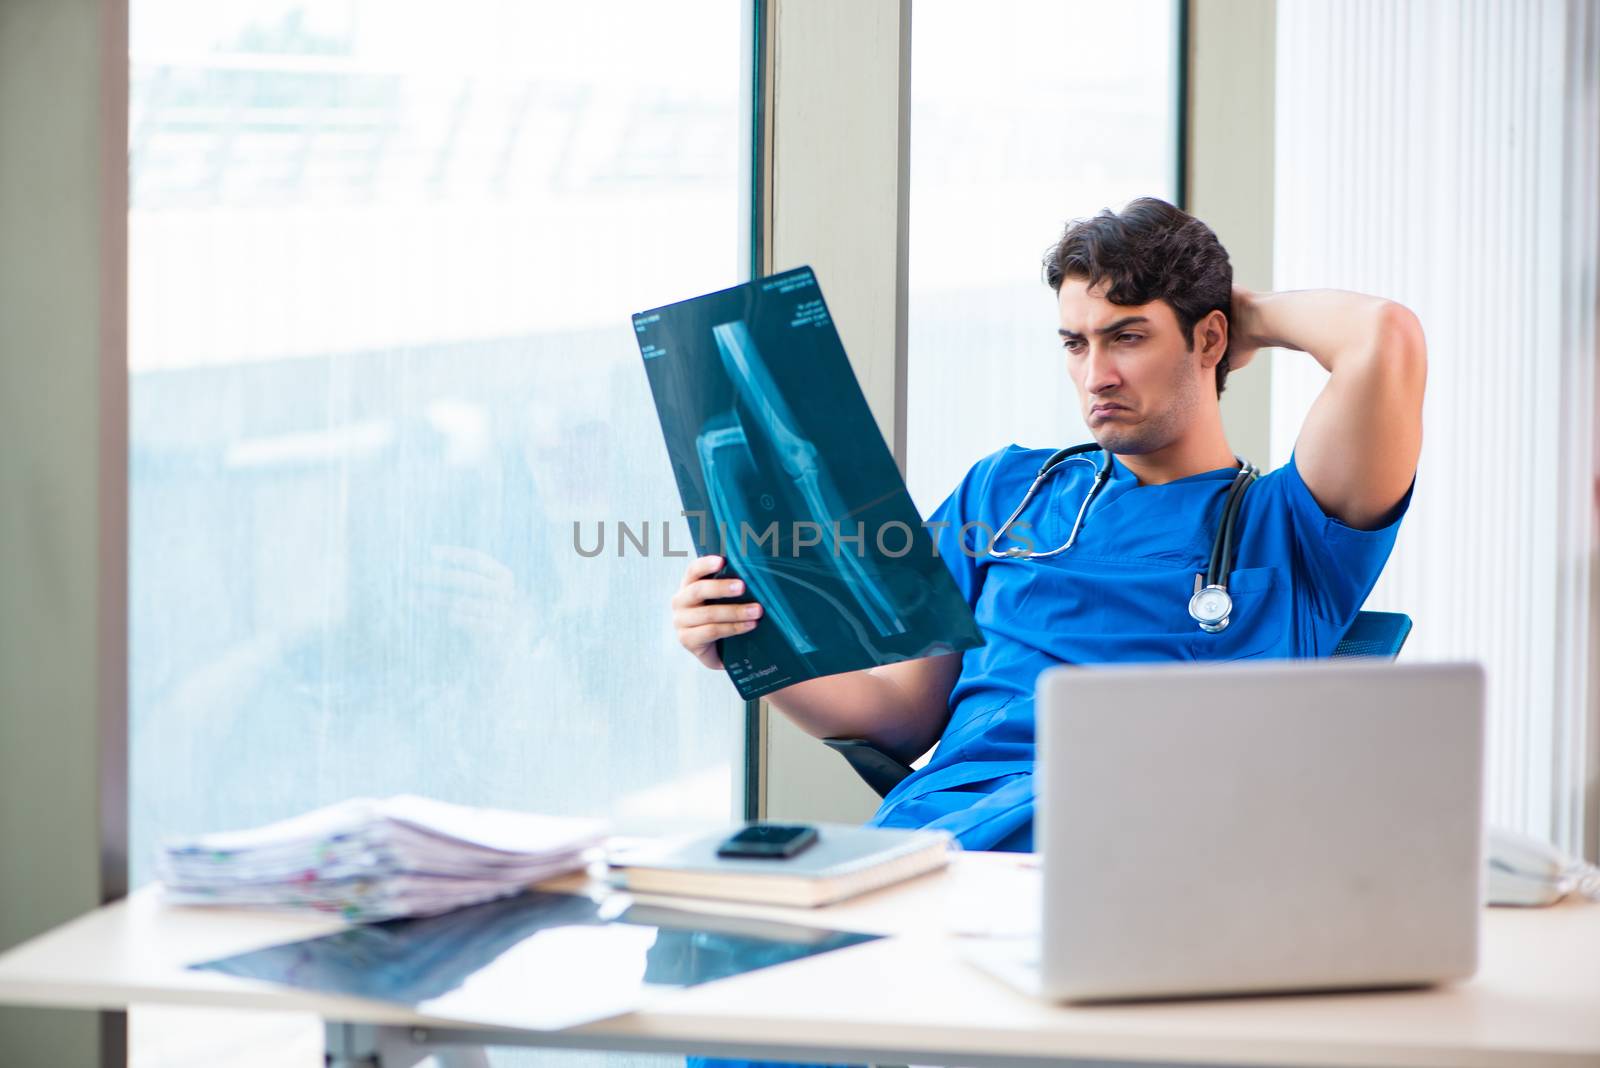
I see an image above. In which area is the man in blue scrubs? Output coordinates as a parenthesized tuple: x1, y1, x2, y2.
(672, 195, 1425, 853)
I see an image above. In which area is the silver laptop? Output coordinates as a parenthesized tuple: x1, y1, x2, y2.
(967, 659, 1485, 1002)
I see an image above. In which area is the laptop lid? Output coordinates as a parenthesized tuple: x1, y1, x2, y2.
(1036, 659, 1485, 1001)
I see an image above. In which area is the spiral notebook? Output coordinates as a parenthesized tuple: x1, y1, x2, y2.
(607, 823, 953, 908)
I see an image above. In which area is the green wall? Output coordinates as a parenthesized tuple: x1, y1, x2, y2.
(0, 0, 125, 1064)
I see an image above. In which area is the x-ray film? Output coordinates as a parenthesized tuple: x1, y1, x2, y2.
(192, 889, 878, 1032)
(634, 267, 984, 699)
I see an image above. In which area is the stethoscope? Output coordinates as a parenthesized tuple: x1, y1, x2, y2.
(987, 443, 1260, 633)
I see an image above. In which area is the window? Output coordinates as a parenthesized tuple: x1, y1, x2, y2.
(127, 2, 748, 1064)
(906, 0, 1182, 514)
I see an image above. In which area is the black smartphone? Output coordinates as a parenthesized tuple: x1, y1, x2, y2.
(715, 822, 819, 859)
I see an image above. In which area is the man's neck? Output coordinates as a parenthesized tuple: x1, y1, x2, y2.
(1115, 422, 1237, 486)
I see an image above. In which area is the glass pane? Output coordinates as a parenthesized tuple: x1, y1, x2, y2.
(127, 2, 747, 1065)
(906, 0, 1180, 513)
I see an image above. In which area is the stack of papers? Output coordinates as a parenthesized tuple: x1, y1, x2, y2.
(157, 795, 606, 922)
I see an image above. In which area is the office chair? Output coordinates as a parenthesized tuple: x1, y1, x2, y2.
(821, 609, 1415, 800)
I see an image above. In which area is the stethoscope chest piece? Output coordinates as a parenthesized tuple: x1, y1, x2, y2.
(1188, 584, 1234, 634)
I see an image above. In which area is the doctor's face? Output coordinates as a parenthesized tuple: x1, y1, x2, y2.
(1057, 278, 1213, 456)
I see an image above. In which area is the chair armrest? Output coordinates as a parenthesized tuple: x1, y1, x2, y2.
(820, 738, 915, 799)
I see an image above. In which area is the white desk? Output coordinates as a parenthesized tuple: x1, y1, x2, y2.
(1, 852, 1598, 1068)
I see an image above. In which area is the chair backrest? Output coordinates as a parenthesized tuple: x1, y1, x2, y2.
(1331, 610, 1413, 659)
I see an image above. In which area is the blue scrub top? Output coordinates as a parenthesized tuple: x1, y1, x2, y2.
(867, 443, 1411, 853)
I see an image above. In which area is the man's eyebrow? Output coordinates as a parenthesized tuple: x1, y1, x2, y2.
(1057, 315, 1152, 339)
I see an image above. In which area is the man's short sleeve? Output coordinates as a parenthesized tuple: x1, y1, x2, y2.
(1257, 452, 1413, 625)
(923, 447, 1018, 611)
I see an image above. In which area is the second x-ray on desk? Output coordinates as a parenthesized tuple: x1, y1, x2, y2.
(634, 267, 983, 699)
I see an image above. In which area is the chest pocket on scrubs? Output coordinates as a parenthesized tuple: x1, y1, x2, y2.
(1188, 565, 1287, 660)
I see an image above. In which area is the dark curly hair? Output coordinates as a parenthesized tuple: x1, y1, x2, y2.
(1043, 197, 1235, 396)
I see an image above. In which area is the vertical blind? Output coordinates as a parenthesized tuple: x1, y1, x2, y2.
(1271, 0, 1599, 851)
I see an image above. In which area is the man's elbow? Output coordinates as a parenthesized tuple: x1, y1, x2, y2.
(1372, 300, 1428, 396)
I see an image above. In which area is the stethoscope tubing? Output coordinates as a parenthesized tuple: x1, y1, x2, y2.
(989, 448, 1108, 560)
(1207, 457, 1259, 587)
(987, 444, 1258, 630)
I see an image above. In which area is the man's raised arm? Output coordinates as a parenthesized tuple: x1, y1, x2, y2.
(1228, 287, 1427, 529)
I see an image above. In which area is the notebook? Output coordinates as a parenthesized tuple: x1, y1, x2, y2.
(607, 823, 953, 908)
